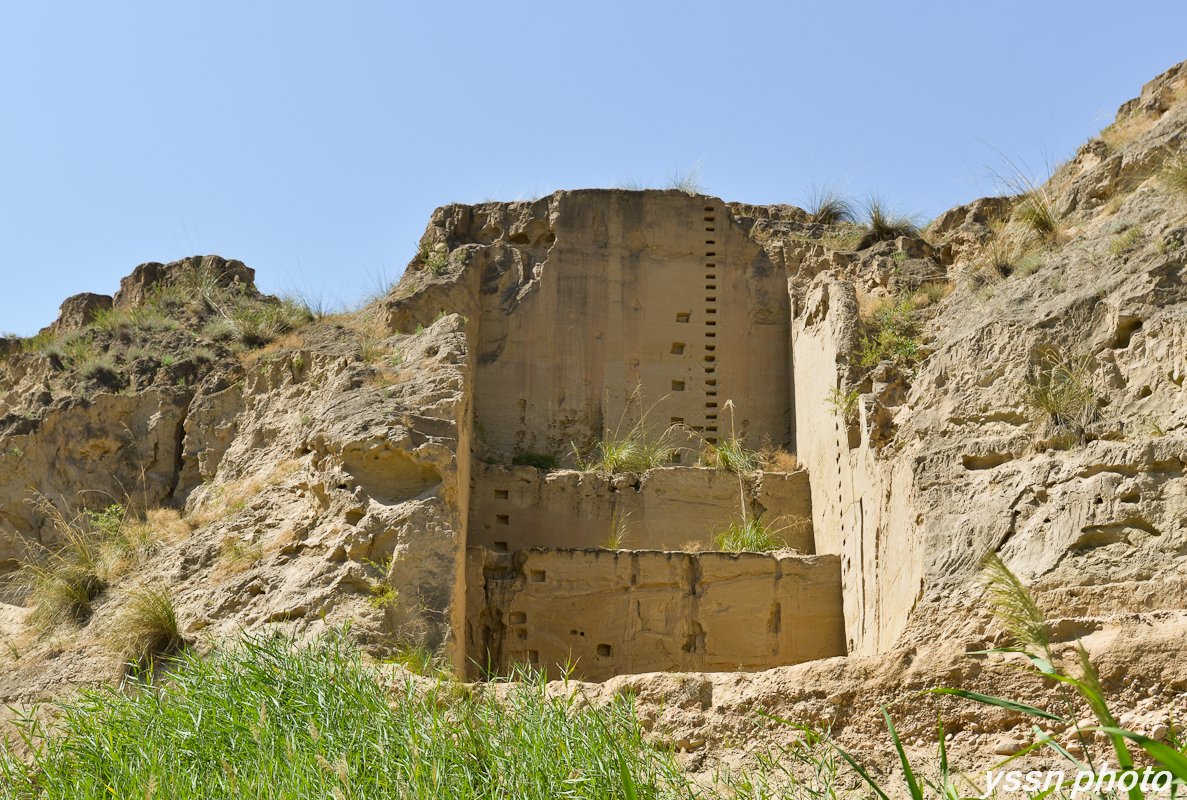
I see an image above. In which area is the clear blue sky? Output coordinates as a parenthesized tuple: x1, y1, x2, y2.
(2, 1, 1184, 335)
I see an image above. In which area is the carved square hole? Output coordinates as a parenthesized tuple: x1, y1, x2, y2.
(671, 342, 685, 355)
(672, 380, 685, 391)
(494, 489, 509, 499)
(705, 332, 716, 338)
(676, 312, 690, 323)
(597, 644, 612, 657)
(706, 437, 718, 444)
(706, 402, 718, 408)
(705, 297, 716, 302)
(530, 570, 546, 583)
(670, 417, 684, 425)
(493, 541, 509, 552)
(705, 227, 715, 232)
(706, 426, 718, 432)
(528, 650, 539, 663)
(705, 262, 716, 268)
(496, 514, 509, 525)
(509, 611, 527, 625)
(705, 379, 717, 386)
(671, 452, 682, 464)
(706, 321, 716, 326)
(705, 252, 716, 257)
(704, 355, 716, 362)
(705, 240, 716, 245)
(706, 414, 717, 420)
(705, 274, 716, 280)
(705, 284, 716, 290)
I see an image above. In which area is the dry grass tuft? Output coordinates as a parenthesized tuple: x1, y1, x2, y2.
(1100, 110, 1159, 153)
(111, 583, 184, 665)
(14, 496, 189, 634)
(756, 444, 798, 472)
(217, 535, 264, 578)
(1158, 147, 1187, 197)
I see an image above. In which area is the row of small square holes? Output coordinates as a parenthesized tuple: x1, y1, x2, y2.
(703, 206, 718, 444)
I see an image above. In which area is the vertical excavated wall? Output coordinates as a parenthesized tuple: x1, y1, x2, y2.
(470, 192, 792, 457)
(468, 463, 813, 552)
(790, 274, 923, 655)
(465, 547, 845, 681)
(390, 191, 863, 676)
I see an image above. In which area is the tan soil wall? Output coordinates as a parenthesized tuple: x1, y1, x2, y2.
(791, 276, 923, 655)
(468, 463, 814, 552)
(465, 546, 845, 681)
(471, 192, 792, 459)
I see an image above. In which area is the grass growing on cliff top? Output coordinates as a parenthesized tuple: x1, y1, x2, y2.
(0, 628, 692, 799)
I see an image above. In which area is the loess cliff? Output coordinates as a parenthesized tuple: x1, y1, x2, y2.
(2, 58, 1187, 777)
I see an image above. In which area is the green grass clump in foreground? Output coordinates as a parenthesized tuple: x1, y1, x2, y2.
(0, 629, 691, 799)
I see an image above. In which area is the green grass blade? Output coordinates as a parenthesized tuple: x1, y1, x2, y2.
(1033, 725, 1088, 772)
(1098, 727, 1187, 782)
(928, 688, 1066, 721)
(832, 743, 892, 800)
(881, 706, 923, 800)
(617, 751, 639, 800)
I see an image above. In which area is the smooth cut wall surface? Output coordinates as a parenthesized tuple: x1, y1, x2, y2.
(465, 547, 846, 681)
(471, 192, 792, 459)
(469, 463, 814, 552)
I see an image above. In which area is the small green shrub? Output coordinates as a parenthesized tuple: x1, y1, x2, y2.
(826, 386, 860, 422)
(511, 452, 558, 470)
(857, 300, 921, 368)
(418, 241, 449, 277)
(368, 583, 399, 611)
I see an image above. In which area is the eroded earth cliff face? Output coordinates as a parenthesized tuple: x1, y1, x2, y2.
(2, 59, 1187, 779)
